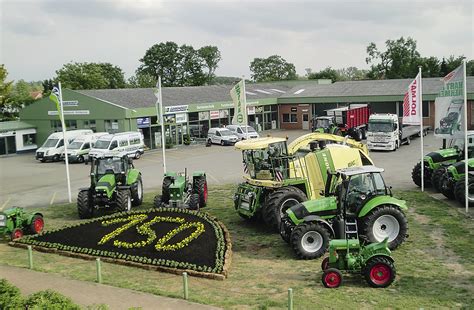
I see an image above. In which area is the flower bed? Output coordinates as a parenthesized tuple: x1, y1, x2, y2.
(10, 208, 232, 279)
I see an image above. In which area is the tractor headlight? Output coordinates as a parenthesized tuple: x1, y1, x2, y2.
(0, 214, 6, 226)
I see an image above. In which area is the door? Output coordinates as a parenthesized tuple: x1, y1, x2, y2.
(302, 114, 310, 130)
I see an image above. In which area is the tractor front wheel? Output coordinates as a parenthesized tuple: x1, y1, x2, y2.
(264, 186, 307, 232)
(290, 222, 330, 259)
(131, 175, 144, 206)
(29, 214, 44, 234)
(363, 256, 396, 288)
(322, 268, 342, 288)
(188, 193, 200, 210)
(154, 195, 163, 208)
(116, 189, 132, 212)
(193, 176, 208, 207)
(77, 190, 94, 219)
(412, 162, 431, 187)
(454, 176, 474, 206)
(360, 205, 407, 250)
(431, 167, 446, 192)
(162, 177, 172, 204)
(439, 173, 455, 199)
(321, 257, 330, 271)
(11, 228, 24, 240)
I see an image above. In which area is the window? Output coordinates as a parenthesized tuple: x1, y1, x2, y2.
(65, 120, 77, 129)
(51, 120, 62, 132)
(119, 139, 128, 147)
(109, 140, 118, 150)
(84, 120, 97, 132)
(282, 113, 297, 123)
(105, 120, 119, 133)
(57, 139, 64, 147)
(22, 134, 36, 145)
(216, 131, 221, 137)
(83, 143, 90, 150)
(130, 137, 141, 145)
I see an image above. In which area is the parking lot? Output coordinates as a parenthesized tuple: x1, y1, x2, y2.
(0, 130, 441, 209)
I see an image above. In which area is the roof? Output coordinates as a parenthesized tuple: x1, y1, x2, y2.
(337, 165, 385, 176)
(0, 120, 36, 132)
(282, 76, 474, 99)
(235, 137, 287, 150)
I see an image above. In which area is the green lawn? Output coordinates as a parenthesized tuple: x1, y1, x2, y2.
(1, 186, 473, 309)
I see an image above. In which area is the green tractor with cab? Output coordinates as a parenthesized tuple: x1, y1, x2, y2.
(0, 207, 44, 240)
(312, 116, 341, 135)
(438, 159, 474, 200)
(280, 166, 408, 259)
(321, 238, 395, 288)
(77, 155, 143, 219)
(154, 170, 207, 210)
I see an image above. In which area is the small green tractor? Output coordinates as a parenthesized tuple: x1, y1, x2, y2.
(438, 159, 474, 200)
(154, 170, 207, 210)
(280, 166, 408, 259)
(77, 155, 143, 219)
(412, 131, 473, 188)
(312, 116, 341, 135)
(0, 207, 44, 240)
(233, 133, 373, 232)
(321, 238, 395, 288)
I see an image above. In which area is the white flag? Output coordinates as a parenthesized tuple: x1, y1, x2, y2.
(402, 73, 422, 125)
(230, 79, 247, 125)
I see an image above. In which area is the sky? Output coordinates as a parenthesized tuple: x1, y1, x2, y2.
(1, 0, 473, 82)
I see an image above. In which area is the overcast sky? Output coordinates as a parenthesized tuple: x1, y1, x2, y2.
(1, 0, 473, 82)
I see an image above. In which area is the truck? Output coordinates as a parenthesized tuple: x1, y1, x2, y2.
(366, 114, 429, 151)
(312, 104, 370, 141)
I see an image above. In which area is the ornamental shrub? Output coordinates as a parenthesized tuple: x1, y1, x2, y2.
(24, 289, 81, 309)
(0, 279, 24, 309)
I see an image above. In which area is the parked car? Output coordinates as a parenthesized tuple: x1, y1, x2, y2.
(89, 131, 145, 159)
(61, 132, 108, 163)
(207, 128, 239, 146)
(35, 129, 93, 162)
(226, 125, 259, 140)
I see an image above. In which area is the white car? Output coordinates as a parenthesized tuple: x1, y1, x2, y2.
(207, 128, 239, 146)
(226, 125, 259, 140)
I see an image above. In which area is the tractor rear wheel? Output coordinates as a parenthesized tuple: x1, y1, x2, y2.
(431, 167, 446, 192)
(77, 190, 94, 219)
(131, 175, 143, 206)
(290, 222, 330, 259)
(193, 176, 208, 207)
(321, 257, 330, 271)
(363, 256, 396, 288)
(29, 214, 44, 234)
(116, 189, 132, 212)
(11, 228, 23, 240)
(360, 205, 407, 250)
(162, 177, 172, 204)
(188, 193, 200, 210)
(154, 195, 163, 208)
(322, 268, 342, 288)
(412, 162, 431, 187)
(439, 173, 455, 199)
(454, 176, 474, 206)
(263, 186, 307, 232)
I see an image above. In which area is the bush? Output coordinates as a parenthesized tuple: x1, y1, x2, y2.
(24, 289, 81, 310)
(0, 279, 23, 309)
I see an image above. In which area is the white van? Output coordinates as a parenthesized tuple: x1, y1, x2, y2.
(89, 131, 145, 159)
(226, 125, 259, 140)
(207, 128, 239, 146)
(61, 132, 108, 163)
(35, 129, 93, 162)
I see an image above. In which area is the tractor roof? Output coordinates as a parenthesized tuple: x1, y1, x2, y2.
(337, 165, 384, 176)
(287, 133, 368, 155)
(235, 137, 287, 150)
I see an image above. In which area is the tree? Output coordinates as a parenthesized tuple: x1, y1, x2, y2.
(179, 44, 206, 86)
(366, 37, 421, 79)
(42, 79, 54, 95)
(55, 62, 126, 90)
(420, 56, 440, 77)
(127, 73, 157, 88)
(250, 55, 297, 82)
(198, 46, 222, 84)
(467, 60, 474, 76)
(10, 80, 34, 107)
(308, 67, 340, 81)
(0, 64, 15, 120)
(336, 67, 368, 81)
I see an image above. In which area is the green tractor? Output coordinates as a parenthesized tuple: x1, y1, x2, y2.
(154, 170, 207, 210)
(233, 133, 374, 232)
(0, 207, 44, 240)
(280, 166, 408, 259)
(438, 159, 474, 200)
(412, 131, 473, 188)
(321, 238, 395, 288)
(77, 155, 143, 219)
(312, 116, 341, 135)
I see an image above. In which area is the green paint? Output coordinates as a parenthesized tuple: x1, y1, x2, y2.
(358, 196, 407, 218)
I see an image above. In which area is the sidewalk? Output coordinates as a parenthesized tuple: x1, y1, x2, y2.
(0, 265, 221, 310)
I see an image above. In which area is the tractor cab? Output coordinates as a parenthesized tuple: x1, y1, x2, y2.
(91, 155, 132, 186)
(312, 116, 337, 133)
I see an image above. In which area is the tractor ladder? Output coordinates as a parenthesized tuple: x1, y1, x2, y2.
(345, 218, 359, 240)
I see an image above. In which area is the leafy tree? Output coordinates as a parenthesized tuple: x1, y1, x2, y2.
(308, 67, 340, 81)
(127, 73, 157, 88)
(420, 56, 440, 77)
(42, 79, 54, 95)
(179, 44, 206, 86)
(336, 67, 368, 81)
(439, 55, 464, 76)
(98, 63, 126, 88)
(0, 65, 15, 120)
(198, 46, 222, 84)
(250, 55, 297, 82)
(366, 37, 421, 79)
(10, 80, 34, 106)
(467, 60, 474, 76)
(56, 62, 126, 90)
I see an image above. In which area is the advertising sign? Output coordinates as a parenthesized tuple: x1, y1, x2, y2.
(164, 105, 188, 114)
(176, 113, 188, 124)
(199, 111, 209, 121)
(137, 117, 151, 128)
(210, 110, 220, 119)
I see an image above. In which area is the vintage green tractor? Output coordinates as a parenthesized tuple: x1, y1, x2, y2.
(438, 159, 474, 199)
(280, 166, 408, 259)
(0, 207, 44, 240)
(413, 131, 473, 188)
(154, 170, 207, 210)
(312, 116, 341, 135)
(77, 155, 143, 219)
(321, 238, 395, 288)
(233, 133, 373, 232)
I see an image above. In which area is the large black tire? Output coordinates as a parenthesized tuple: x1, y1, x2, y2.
(29, 214, 44, 234)
(454, 176, 474, 206)
(193, 176, 208, 207)
(363, 256, 396, 288)
(439, 173, 455, 199)
(77, 190, 93, 219)
(162, 177, 172, 204)
(188, 193, 200, 210)
(290, 222, 330, 259)
(361, 128, 367, 140)
(359, 205, 408, 250)
(116, 189, 132, 212)
(154, 195, 163, 208)
(352, 129, 363, 141)
(131, 175, 143, 206)
(412, 162, 431, 187)
(263, 186, 307, 232)
(431, 167, 446, 192)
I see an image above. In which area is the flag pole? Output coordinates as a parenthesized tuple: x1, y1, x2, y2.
(59, 82, 72, 203)
(158, 76, 167, 173)
(462, 59, 468, 213)
(419, 67, 424, 192)
(242, 76, 248, 138)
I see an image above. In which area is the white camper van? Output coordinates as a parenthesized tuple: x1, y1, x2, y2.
(89, 132, 145, 159)
(35, 129, 93, 162)
(61, 132, 108, 163)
